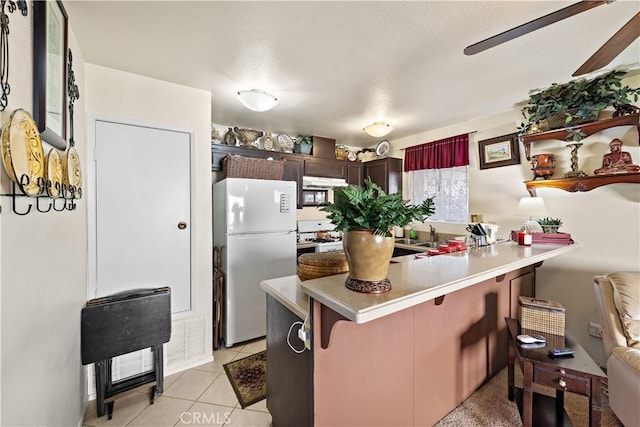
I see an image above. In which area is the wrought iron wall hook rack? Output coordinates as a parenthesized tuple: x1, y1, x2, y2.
(0, 0, 28, 111)
(36, 195, 52, 213)
(0, 173, 81, 215)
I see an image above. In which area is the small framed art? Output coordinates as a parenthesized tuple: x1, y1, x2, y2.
(478, 133, 520, 169)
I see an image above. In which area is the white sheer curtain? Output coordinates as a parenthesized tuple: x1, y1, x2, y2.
(408, 166, 469, 223)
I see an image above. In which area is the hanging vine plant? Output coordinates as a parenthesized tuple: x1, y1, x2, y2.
(518, 69, 640, 137)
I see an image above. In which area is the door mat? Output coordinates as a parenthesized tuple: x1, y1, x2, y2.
(223, 350, 266, 408)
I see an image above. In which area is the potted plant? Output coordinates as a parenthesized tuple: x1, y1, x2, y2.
(518, 69, 640, 136)
(294, 135, 313, 155)
(320, 178, 435, 293)
(536, 217, 563, 234)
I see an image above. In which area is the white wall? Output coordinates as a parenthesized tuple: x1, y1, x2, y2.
(0, 18, 88, 427)
(84, 64, 213, 372)
(390, 81, 640, 366)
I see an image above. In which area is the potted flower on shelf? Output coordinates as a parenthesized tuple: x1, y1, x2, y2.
(294, 135, 313, 155)
(536, 217, 563, 234)
(518, 69, 640, 137)
(320, 178, 435, 294)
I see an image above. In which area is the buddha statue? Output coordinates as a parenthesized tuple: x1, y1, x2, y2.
(594, 138, 640, 176)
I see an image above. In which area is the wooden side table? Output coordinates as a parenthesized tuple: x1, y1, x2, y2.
(505, 318, 606, 427)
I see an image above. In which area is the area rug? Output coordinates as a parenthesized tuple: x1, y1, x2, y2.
(435, 368, 623, 427)
(223, 350, 266, 408)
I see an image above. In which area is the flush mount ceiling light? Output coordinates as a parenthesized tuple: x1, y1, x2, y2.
(237, 89, 278, 112)
(363, 121, 393, 138)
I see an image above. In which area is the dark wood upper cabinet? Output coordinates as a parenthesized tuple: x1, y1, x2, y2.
(211, 145, 404, 205)
(365, 157, 403, 194)
(304, 157, 345, 179)
(311, 135, 337, 159)
(281, 153, 304, 209)
(346, 162, 364, 186)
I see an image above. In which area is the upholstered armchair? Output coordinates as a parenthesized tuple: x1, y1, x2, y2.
(593, 272, 640, 427)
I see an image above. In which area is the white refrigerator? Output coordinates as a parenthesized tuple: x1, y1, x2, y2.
(213, 178, 297, 347)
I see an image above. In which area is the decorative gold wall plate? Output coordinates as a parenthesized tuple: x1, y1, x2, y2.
(4, 109, 45, 196)
(62, 146, 82, 196)
(1, 109, 18, 182)
(46, 148, 64, 198)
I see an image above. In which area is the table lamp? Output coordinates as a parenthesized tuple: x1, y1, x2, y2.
(516, 197, 547, 233)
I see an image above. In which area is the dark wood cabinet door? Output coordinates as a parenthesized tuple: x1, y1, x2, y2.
(304, 157, 346, 179)
(346, 162, 364, 186)
(365, 157, 402, 194)
(281, 153, 304, 209)
(266, 295, 313, 426)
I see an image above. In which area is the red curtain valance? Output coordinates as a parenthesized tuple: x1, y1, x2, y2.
(404, 133, 469, 171)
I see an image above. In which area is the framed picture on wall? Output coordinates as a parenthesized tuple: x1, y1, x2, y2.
(33, 0, 68, 150)
(478, 133, 520, 169)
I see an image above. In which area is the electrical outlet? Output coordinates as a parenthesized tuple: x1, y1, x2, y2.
(297, 323, 312, 350)
(589, 321, 602, 339)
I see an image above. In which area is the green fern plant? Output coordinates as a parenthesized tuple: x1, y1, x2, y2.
(319, 178, 435, 237)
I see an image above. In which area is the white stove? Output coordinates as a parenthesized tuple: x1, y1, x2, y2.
(297, 219, 343, 253)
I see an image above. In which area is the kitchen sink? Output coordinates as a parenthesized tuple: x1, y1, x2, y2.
(395, 238, 428, 245)
(395, 238, 442, 248)
(420, 242, 441, 248)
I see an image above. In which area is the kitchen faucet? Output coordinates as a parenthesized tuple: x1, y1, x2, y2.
(429, 225, 436, 242)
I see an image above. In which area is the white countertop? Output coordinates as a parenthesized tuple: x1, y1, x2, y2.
(262, 241, 579, 323)
(260, 275, 310, 320)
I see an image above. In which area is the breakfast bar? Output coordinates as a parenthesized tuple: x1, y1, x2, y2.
(261, 241, 578, 426)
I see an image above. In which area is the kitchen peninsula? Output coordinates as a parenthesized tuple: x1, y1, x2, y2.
(261, 241, 578, 426)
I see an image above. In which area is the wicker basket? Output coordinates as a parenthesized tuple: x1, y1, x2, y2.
(297, 252, 349, 281)
(541, 108, 599, 131)
(518, 296, 565, 336)
(223, 154, 285, 180)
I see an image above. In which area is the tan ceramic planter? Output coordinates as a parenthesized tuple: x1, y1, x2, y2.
(343, 229, 394, 293)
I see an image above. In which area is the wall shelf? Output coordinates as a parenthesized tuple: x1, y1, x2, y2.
(525, 173, 640, 196)
(521, 113, 640, 195)
(521, 113, 640, 160)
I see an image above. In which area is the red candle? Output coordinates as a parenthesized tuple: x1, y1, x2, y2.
(517, 231, 532, 246)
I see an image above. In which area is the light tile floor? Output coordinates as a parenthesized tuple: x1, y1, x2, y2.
(84, 339, 271, 427)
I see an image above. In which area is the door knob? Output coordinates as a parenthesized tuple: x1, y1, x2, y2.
(178, 222, 187, 230)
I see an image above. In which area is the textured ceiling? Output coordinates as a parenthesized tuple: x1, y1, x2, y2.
(65, 1, 640, 147)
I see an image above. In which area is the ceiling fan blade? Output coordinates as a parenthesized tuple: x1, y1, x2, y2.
(573, 12, 640, 76)
(464, 1, 609, 56)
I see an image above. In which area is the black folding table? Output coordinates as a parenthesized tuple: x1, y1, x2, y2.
(81, 287, 171, 419)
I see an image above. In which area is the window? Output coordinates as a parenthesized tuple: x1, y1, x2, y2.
(408, 166, 468, 223)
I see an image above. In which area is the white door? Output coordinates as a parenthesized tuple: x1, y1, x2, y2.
(93, 120, 191, 312)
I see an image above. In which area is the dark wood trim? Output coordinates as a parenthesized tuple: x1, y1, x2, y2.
(525, 173, 640, 196)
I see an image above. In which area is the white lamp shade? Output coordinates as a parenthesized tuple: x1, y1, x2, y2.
(516, 197, 548, 218)
(363, 121, 393, 137)
(237, 89, 278, 112)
